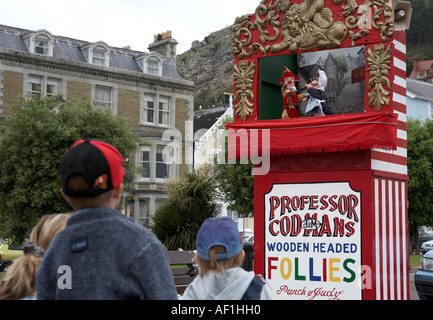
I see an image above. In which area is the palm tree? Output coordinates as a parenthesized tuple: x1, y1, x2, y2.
(151, 164, 220, 250)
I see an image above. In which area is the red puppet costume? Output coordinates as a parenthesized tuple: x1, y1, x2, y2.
(279, 67, 306, 119)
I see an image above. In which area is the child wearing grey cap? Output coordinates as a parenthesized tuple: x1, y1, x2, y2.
(182, 217, 272, 300)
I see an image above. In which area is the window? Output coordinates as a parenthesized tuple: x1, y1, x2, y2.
(22, 30, 54, 57)
(27, 75, 62, 98)
(35, 36, 49, 55)
(138, 145, 174, 181)
(159, 96, 169, 125)
(147, 59, 159, 75)
(80, 42, 110, 67)
(93, 49, 106, 65)
(28, 75, 42, 96)
(46, 78, 60, 96)
(140, 148, 151, 178)
(137, 199, 150, 227)
(135, 53, 162, 76)
(141, 94, 170, 126)
(156, 146, 169, 179)
(142, 94, 155, 123)
(94, 86, 112, 110)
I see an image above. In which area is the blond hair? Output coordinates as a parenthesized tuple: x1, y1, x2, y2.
(0, 213, 72, 300)
(195, 245, 245, 277)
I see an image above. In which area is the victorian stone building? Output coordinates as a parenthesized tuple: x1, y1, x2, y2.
(0, 25, 195, 226)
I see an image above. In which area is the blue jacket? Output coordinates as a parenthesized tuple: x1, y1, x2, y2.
(36, 207, 178, 300)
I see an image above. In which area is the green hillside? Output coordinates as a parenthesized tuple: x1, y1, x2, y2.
(406, 0, 433, 75)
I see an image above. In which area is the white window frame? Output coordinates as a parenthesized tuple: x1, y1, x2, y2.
(26, 74, 63, 98)
(91, 83, 118, 114)
(158, 96, 170, 125)
(134, 53, 163, 76)
(137, 144, 176, 182)
(140, 93, 171, 127)
(139, 146, 151, 179)
(92, 48, 107, 66)
(155, 145, 170, 180)
(147, 58, 159, 75)
(46, 77, 61, 97)
(22, 30, 54, 57)
(142, 94, 155, 124)
(28, 75, 42, 96)
(35, 36, 50, 55)
(80, 42, 110, 67)
(137, 199, 150, 227)
(94, 85, 112, 111)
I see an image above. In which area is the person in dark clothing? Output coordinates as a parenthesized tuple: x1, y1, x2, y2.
(304, 69, 334, 116)
(36, 139, 178, 300)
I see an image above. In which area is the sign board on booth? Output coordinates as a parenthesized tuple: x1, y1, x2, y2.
(264, 182, 362, 300)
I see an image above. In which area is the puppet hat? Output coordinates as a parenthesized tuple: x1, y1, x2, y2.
(279, 66, 299, 84)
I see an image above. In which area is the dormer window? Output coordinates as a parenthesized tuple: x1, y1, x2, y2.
(35, 36, 49, 55)
(22, 29, 54, 57)
(80, 41, 110, 67)
(135, 53, 162, 76)
(147, 58, 159, 75)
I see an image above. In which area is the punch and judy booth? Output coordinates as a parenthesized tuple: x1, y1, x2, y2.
(227, 0, 411, 300)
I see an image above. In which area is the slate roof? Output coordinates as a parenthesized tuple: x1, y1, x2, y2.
(0, 24, 181, 80)
(407, 79, 433, 102)
(194, 107, 227, 134)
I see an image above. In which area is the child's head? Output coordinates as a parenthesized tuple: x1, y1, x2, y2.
(60, 139, 132, 210)
(195, 217, 245, 276)
(0, 213, 71, 300)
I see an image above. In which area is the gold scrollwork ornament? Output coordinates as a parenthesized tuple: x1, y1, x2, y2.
(234, 60, 256, 121)
(367, 44, 392, 111)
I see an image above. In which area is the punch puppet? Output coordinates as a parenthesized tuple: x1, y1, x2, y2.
(280, 67, 306, 119)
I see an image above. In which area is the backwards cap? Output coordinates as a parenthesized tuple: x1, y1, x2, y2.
(61, 139, 132, 198)
(196, 217, 243, 261)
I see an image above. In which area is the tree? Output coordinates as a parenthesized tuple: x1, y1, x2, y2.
(0, 95, 139, 242)
(407, 117, 433, 254)
(151, 164, 219, 250)
(214, 118, 254, 217)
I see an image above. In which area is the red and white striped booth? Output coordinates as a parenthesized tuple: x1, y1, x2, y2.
(227, 0, 409, 300)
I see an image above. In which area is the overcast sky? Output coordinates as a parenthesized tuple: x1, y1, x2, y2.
(0, 0, 259, 54)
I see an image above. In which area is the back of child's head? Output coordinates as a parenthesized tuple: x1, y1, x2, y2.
(195, 217, 245, 276)
(60, 139, 132, 208)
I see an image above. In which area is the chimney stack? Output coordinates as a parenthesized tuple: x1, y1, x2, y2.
(413, 55, 419, 72)
(148, 31, 178, 65)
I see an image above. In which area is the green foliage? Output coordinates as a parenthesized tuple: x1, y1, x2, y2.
(213, 118, 254, 217)
(406, 0, 433, 75)
(150, 165, 219, 250)
(194, 88, 213, 110)
(407, 117, 433, 244)
(0, 95, 139, 241)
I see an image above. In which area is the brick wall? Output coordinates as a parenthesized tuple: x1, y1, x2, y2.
(67, 81, 91, 101)
(118, 88, 140, 130)
(2, 70, 23, 117)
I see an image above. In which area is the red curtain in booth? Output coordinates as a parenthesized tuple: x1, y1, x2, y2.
(226, 113, 398, 159)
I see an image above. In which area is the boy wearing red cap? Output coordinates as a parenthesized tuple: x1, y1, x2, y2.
(279, 67, 306, 119)
(36, 139, 178, 300)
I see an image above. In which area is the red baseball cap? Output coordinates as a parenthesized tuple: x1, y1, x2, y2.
(61, 139, 132, 198)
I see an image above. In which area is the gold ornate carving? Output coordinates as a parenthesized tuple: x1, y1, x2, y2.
(233, 0, 347, 58)
(366, 44, 392, 111)
(271, 0, 348, 53)
(338, 0, 394, 45)
(371, 0, 394, 42)
(234, 60, 256, 121)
